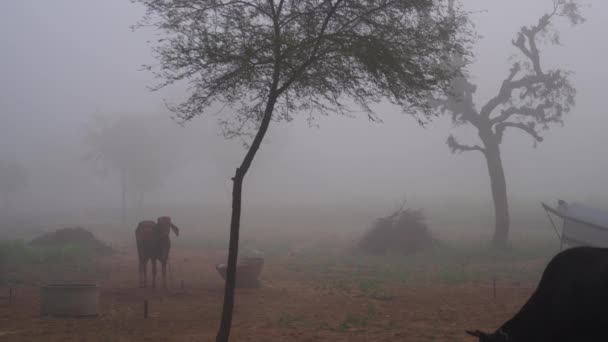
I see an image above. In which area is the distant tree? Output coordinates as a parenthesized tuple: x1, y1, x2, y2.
(132, 1, 472, 340)
(83, 114, 180, 221)
(431, 0, 585, 248)
(0, 159, 28, 212)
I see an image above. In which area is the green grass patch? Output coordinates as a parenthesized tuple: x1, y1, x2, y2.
(0, 240, 95, 284)
(287, 237, 559, 288)
(334, 304, 378, 332)
(277, 313, 306, 329)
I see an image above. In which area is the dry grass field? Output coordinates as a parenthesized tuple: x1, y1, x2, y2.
(0, 221, 561, 342)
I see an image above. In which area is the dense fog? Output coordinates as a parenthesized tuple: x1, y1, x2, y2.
(1, 0, 606, 238)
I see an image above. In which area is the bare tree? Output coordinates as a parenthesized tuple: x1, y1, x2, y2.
(132, 1, 472, 340)
(431, 0, 585, 248)
(83, 114, 180, 221)
(0, 159, 28, 213)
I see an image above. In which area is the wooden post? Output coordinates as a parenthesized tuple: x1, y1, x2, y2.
(144, 300, 148, 319)
(180, 280, 184, 291)
(8, 287, 13, 305)
(493, 278, 497, 299)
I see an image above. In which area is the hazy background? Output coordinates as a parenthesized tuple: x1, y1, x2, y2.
(0, 0, 605, 241)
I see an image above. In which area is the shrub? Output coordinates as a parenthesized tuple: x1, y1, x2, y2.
(357, 208, 438, 255)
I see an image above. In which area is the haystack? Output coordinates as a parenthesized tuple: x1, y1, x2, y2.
(30, 227, 113, 255)
(357, 208, 437, 255)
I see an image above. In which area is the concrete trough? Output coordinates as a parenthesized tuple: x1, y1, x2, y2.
(216, 257, 264, 288)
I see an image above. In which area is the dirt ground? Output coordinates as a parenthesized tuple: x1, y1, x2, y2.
(0, 241, 539, 342)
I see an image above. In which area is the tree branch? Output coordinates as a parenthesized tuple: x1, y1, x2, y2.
(495, 121, 543, 144)
(480, 4, 560, 120)
(276, 0, 345, 95)
(478, 63, 517, 118)
(205, 1, 273, 18)
(490, 101, 552, 124)
(446, 135, 486, 154)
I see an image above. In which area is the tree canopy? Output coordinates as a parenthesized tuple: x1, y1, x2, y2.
(83, 114, 182, 208)
(134, 0, 473, 136)
(433, 0, 584, 152)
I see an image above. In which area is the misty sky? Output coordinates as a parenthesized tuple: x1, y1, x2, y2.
(0, 0, 606, 222)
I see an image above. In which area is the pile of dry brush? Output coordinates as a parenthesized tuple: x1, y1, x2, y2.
(357, 207, 438, 255)
(30, 227, 113, 255)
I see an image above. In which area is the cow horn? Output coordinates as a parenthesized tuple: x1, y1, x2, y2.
(171, 223, 180, 236)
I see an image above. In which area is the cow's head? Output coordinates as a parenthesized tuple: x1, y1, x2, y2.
(466, 329, 510, 342)
(157, 216, 180, 237)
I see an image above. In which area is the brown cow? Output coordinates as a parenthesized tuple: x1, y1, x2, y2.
(135, 216, 179, 289)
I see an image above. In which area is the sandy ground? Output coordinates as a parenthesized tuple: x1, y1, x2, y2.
(0, 245, 536, 342)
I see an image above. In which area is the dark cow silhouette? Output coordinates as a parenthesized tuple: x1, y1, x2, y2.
(467, 246, 608, 341)
(135, 216, 179, 289)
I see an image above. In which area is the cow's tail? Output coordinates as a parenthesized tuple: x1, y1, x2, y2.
(168, 256, 174, 286)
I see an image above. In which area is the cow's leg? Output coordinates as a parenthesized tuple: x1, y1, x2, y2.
(143, 258, 149, 288)
(161, 259, 167, 291)
(151, 259, 157, 289)
(138, 257, 144, 288)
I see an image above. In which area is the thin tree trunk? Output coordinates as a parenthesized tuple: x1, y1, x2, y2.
(216, 168, 244, 342)
(2, 192, 9, 215)
(120, 171, 127, 224)
(138, 191, 144, 216)
(484, 142, 510, 248)
(216, 94, 278, 342)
